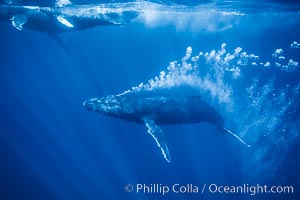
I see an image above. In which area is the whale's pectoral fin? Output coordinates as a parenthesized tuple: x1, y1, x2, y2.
(40, 8, 74, 28)
(222, 127, 251, 148)
(56, 16, 74, 28)
(10, 14, 28, 30)
(143, 117, 171, 163)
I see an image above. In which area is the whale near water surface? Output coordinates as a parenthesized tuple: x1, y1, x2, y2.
(0, 3, 140, 32)
(0, 2, 140, 52)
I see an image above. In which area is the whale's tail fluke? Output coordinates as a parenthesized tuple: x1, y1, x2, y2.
(223, 127, 251, 148)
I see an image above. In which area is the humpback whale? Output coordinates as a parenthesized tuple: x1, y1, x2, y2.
(83, 95, 250, 162)
(0, 3, 140, 33)
(0, 2, 140, 52)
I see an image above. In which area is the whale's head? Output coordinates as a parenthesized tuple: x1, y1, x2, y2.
(83, 95, 122, 117)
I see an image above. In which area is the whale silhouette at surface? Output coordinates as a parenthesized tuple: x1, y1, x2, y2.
(83, 95, 250, 162)
(0, 3, 140, 33)
(0, 2, 140, 52)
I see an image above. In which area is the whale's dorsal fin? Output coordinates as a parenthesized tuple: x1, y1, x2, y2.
(143, 117, 171, 162)
(10, 14, 28, 30)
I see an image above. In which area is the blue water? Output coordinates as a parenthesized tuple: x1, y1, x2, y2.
(0, 0, 300, 200)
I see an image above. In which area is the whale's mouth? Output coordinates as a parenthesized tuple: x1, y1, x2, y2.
(83, 98, 98, 111)
(83, 96, 121, 113)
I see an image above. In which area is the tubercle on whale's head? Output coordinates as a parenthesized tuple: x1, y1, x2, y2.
(83, 95, 122, 117)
